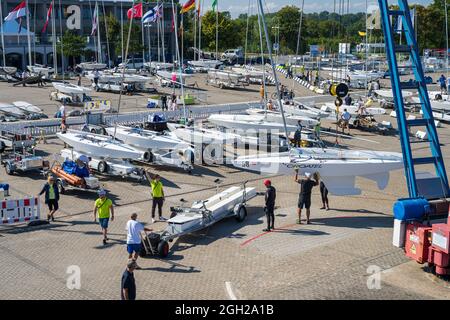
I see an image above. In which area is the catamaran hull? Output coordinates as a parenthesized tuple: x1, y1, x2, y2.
(232, 148, 403, 195)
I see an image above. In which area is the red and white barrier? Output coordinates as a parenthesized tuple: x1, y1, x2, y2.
(0, 197, 40, 225)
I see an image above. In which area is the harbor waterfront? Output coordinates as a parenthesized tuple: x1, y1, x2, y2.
(0, 0, 450, 303)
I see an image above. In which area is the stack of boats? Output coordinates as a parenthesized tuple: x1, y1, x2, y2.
(57, 125, 196, 173)
(0, 101, 46, 121)
(84, 70, 150, 92)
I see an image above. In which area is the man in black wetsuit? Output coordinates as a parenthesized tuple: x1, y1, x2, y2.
(263, 179, 276, 232)
(295, 171, 318, 225)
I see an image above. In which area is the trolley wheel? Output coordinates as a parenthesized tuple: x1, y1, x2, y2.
(235, 205, 247, 222)
(157, 240, 169, 257)
(143, 151, 154, 163)
(98, 161, 108, 174)
(57, 180, 65, 194)
(5, 163, 14, 175)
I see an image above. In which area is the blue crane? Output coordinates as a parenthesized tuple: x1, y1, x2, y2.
(378, 0, 449, 200)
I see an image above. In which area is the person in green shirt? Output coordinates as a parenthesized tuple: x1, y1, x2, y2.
(93, 189, 114, 245)
(145, 171, 166, 223)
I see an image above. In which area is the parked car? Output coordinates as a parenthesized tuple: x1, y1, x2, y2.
(119, 58, 145, 69)
(221, 48, 244, 61)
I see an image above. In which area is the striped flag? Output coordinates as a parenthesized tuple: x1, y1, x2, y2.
(142, 4, 162, 24)
(4, 1, 27, 21)
(91, 2, 98, 36)
(180, 0, 195, 14)
(41, 4, 52, 33)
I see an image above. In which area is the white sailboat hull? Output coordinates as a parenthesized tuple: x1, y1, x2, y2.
(12, 101, 43, 114)
(188, 59, 222, 69)
(233, 148, 404, 195)
(77, 62, 107, 70)
(208, 114, 298, 133)
(246, 108, 318, 126)
(57, 130, 144, 160)
(52, 82, 91, 95)
(105, 126, 190, 151)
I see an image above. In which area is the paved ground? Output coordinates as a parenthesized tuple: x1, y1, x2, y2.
(0, 72, 449, 300)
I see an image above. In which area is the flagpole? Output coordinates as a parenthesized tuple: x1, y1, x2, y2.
(25, 0, 32, 66)
(198, 0, 203, 60)
(0, 3, 6, 68)
(157, 0, 160, 62)
(194, 5, 197, 60)
(51, 0, 57, 76)
(215, 0, 218, 61)
(121, 1, 124, 62)
(161, 1, 166, 63)
(141, 1, 145, 65)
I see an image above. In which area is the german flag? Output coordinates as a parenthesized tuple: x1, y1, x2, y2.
(181, 0, 195, 14)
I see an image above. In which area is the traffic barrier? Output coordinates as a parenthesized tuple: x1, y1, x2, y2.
(0, 197, 40, 225)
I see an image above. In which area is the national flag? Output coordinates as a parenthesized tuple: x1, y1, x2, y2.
(180, 0, 195, 14)
(42, 4, 52, 33)
(142, 4, 162, 24)
(212, 0, 218, 12)
(127, 3, 143, 19)
(4, 1, 27, 21)
(91, 2, 98, 36)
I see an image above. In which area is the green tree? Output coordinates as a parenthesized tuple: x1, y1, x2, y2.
(57, 30, 87, 67)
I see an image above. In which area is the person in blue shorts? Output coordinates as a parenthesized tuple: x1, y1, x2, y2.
(126, 213, 152, 269)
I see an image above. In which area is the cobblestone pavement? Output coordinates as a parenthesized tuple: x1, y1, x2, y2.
(0, 84, 450, 299)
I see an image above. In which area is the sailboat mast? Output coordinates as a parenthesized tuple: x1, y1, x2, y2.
(445, 0, 449, 79)
(0, 3, 6, 67)
(170, 0, 186, 120)
(256, 5, 267, 110)
(198, 0, 203, 60)
(292, 0, 305, 90)
(257, 0, 290, 146)
(96, 1, 102, 63)
(51, 0, 57, 76)
(25, 0, 32, 66)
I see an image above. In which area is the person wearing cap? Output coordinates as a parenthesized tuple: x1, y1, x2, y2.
(263, 179, 276, 232)
(126, 213, 152, 269)
(38, 175, 60, 222)
(145, 171, 166, 223)
(93, 189, 114, 245)
(121, 260, 137, 300)
(295, 170, 318, 224)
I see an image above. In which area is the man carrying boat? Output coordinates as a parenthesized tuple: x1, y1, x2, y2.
(295, 171, 318, 225)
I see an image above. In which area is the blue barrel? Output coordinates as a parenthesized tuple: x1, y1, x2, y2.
(393, 198, 430, 221)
